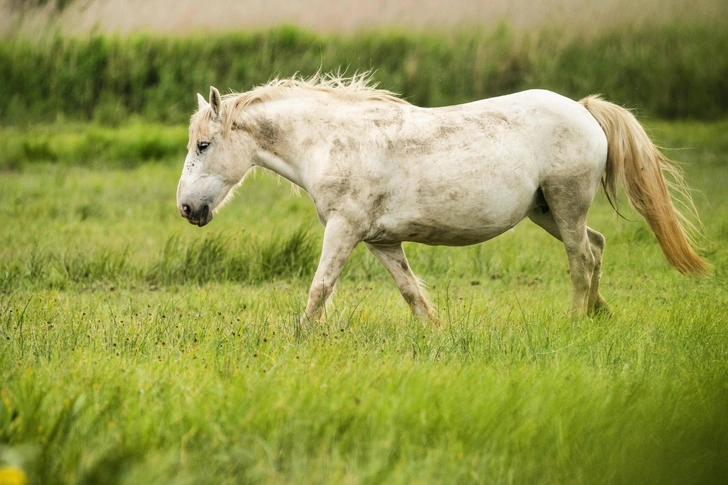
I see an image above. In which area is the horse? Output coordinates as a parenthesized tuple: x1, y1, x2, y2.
(176, 73, 708, 323)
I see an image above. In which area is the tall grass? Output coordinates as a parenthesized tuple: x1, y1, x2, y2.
(1, 23, 727, 126)
(146, 227, 317, 286)
(1, 229, 318, 291)
(0, 122, 187, 170)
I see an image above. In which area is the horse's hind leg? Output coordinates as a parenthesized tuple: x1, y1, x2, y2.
(528, 192, 607, 316)
(586, 228, 610, 315)
(365, 242, 437, 323)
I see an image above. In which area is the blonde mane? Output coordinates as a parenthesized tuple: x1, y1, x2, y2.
(188, 72, 408, 148)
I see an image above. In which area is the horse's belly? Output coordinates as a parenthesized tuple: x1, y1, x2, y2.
(368, 194, 535, 246)
(405, 222, 516, 246)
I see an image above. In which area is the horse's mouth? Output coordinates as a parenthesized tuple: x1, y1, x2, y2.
(188, 215, 212, 227)
(180, 203, 213, 227)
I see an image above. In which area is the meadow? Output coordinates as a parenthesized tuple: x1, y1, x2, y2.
(1, 115, 727, 484)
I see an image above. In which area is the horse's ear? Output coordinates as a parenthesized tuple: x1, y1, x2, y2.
(209, 86, 222, 118)
(197, 93, 208, 111)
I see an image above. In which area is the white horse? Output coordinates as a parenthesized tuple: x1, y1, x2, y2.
(177, 73, 707, 323)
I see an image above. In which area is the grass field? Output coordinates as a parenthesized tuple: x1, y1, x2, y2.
(1, 119, 727, 484)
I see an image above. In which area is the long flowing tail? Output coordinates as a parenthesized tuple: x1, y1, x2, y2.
(579, 95, 709, 275)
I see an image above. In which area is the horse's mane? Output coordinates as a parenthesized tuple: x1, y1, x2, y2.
(234, 71, 408, 108)
(188, 72, 408, 148)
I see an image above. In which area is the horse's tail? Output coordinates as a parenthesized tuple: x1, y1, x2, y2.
(579, 95, 709, 275)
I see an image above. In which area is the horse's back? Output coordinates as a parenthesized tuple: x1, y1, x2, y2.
(387, 89, 607, 194)
(420, 89, 609, 192)
(434, 89, 606, 150)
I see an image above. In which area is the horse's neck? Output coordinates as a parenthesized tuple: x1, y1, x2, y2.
(247, 97, 330, 192)
(252, 145, 307, 191)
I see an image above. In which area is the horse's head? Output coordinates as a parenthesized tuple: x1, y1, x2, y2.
(177, 86, 255, 227)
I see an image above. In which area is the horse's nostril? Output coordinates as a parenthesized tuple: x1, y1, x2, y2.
(181, 204, 191, 216)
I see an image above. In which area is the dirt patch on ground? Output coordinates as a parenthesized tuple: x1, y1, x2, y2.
(2, 0, 726, 36)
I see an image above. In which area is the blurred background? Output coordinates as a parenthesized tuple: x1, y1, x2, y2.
(0, 0, 727, 168)
(3, 0, 726, 34)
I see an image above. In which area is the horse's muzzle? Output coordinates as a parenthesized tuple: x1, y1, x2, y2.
(179, 203, 213, 227)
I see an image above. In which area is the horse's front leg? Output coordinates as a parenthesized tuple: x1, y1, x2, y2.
(302, 218, 360, 325)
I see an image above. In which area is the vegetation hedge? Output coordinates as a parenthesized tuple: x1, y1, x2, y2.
(1, 23, 727, 125)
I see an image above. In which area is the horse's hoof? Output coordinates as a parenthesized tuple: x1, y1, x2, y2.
(589, 302, 612, 318)
(424, 313, 442, 327)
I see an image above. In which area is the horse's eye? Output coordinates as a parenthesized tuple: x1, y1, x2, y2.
(197, 141, 211, 152)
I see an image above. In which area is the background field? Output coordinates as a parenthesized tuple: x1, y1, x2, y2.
(2, 23, 728, 128)
(1, 1, 728, 484)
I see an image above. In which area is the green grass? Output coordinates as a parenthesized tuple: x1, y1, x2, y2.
(0, 122, 188, 171)
(1, 120, 727, 484)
